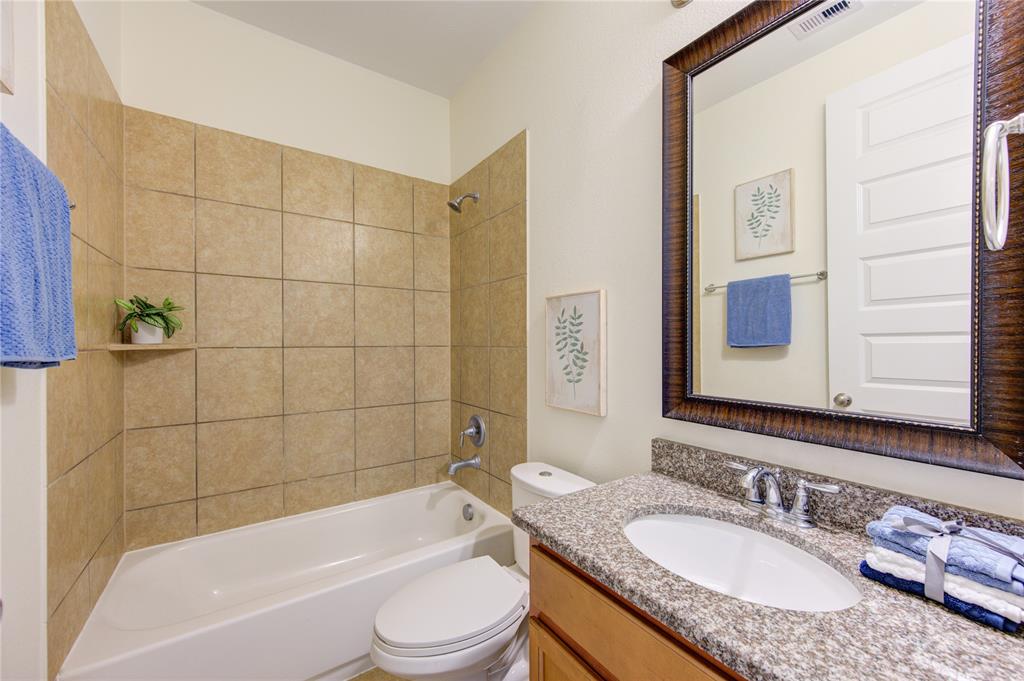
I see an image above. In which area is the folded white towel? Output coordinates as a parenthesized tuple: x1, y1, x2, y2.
(866, 546, 1024, 623)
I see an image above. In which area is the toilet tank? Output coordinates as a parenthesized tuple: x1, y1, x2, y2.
(510, 463, 594, 575)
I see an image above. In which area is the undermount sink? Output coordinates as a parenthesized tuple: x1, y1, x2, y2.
(624, 514, 861, 612)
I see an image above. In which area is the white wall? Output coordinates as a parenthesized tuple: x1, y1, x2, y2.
(74, 0, 122, 96)
(449, 1, 1024, 519)
(0, 1, 49, 677)
(120, 0, 450, 183)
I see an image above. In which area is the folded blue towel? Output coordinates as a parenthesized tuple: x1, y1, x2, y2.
(0, 123, 76, 368)
(726, 274, 791, 347)
(867, 505, 1024, 587)
(872, 537, 1024, 597)
(860, 561, 1017, 633)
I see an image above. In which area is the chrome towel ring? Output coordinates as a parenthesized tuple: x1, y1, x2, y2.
(982, 112, 1024, 251)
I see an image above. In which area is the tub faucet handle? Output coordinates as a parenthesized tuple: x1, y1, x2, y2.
(459, 414, 486, 448)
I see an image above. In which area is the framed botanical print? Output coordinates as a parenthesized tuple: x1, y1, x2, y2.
(545, 289, 606, 416)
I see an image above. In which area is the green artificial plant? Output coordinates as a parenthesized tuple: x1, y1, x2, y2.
(115, 295, 184, 339)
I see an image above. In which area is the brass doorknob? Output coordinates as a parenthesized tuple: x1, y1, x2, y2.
(833, 393, 853, 408)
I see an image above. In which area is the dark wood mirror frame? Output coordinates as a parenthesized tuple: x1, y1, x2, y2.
(663, 0, 1024, 479)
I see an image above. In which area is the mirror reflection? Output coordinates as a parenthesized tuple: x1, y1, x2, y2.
(691, 0, 977, 426)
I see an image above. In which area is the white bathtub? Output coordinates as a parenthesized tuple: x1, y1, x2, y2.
(60, 482, 513, 681)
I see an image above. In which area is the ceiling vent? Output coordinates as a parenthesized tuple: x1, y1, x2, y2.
(788, 0, 864, 40)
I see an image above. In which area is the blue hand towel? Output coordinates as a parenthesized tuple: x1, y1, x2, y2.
(872, 537, 1024, 597)
(726, 274, 791, 347)
(859, 561, 1018, 633)
(0, 123, 76, 368)
(867, 505, 1024, 587)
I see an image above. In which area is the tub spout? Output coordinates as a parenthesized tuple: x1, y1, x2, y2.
(448, 455, 481, 476)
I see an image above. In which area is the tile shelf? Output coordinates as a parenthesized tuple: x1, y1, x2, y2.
(107, 343, 197, 351)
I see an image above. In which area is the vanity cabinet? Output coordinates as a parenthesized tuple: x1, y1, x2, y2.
(529, 546, 744, 681)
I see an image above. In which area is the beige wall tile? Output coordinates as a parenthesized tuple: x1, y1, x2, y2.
(413, 179, 449, 237)
(354, 165, 412, 231)
(284, 410, 355, 480)
(415, 347, 450, 402)
(197, 417, 284, 496)
(355, 287, 413, 346)
(126, 187, 195, 271)
(354, 225, 413, 288)
(283, 214, 353, 284)
(124, 107, 195, 195)
(71, 236, 88, 348)
(284, 473, 355, 515)
(415, 455, 450, 487)
(488, 202, 526, 281)
(196, 200, 282, 278)
(86, 247, 122, 347)
(450, 288, 461, 347)
(125, 268, 195, 345)
(488, 413, 526, 483)
(283, 148, 353, 221)
(197, 348, 282, 422)
(86, 350, 123, 453)
(460, 223, 489, 288)
(489, 477, 513, 517)
(198, 485, 283, 534)
(459, 285, 489, 347)
(125, 425, 196, 509)
(47, 353, 89, 482)
(85, 435, 123, 550)
(355, 405, 414, 468)
(489, 277, 526, 347)
(47, 569, 90, 681)
(196, 274, 282, 347)
(125, 350, 196, 428)
(450, 162, 489, 235)
(414, 235, 449, 291)
(283, 281, 354, 347)
(489, 131, 526, 217)
(86, 53, 123, 174)
(126, 501, 196, 550)
(450, 347, 461, 402)
(45, 0, 91, 129)
(355, 462, 415, 500)
(355, 347, 414, 408)
(450, 234, 463, 291)
(283, 347, 355, 413)
(415, 290, 450, 347)
(46, 87, 88, 238)
(196, 126, 281, 209)
(47, 458, 91, 613)
(415, 401, 450, 459)
(88, 518, 123, 606)
(453, 465, 489, 501)
(490, 347, 526, 417)
(460, 347, 489, 408)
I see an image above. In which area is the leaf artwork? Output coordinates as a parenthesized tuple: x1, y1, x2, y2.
(554, 305, 589, 398)
(746, 183, 782, 245)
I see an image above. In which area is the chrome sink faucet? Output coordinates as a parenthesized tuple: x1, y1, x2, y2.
(724, 461, 839, 528)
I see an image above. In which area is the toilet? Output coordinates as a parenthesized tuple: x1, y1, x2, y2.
(369, 462, 594, 681)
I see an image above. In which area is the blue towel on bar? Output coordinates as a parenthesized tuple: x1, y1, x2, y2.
(726, 274, 791, 347)
(0, 123, 76, 368)
(859, 561, 1018, 633)
(867, 505, 1024, 588)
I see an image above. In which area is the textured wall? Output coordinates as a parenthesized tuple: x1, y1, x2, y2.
(43, 2, 126, 678)
(449, 132, 527, 515)
(120, 107, 453, 549)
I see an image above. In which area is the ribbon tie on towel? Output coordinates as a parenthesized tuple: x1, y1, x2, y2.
(889, 515, 1024, 602)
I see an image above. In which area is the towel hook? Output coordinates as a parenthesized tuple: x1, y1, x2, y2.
(981, 112, 1024, 251)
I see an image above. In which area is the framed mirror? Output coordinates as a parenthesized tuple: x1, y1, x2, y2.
(663, 0, 1024, 479)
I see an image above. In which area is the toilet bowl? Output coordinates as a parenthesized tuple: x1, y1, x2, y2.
(369, 463, 594, 681)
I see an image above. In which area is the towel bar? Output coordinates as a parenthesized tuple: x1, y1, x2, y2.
(703, 270, 827, 295)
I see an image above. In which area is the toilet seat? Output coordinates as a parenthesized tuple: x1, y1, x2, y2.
(373, 556, 528, 658)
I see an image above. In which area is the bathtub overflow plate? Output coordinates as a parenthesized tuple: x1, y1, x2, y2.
(462, 503, 474, 521)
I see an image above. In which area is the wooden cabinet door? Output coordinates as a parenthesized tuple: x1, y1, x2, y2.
(529, 618, 602, 681)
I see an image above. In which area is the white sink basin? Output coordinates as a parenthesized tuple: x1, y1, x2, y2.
(624, 514, 860, 612)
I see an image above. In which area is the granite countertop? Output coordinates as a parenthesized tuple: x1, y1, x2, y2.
(513, 472, 1024, 681)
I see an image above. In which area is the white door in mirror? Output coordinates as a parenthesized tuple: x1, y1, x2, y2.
(825, 35, 973, 425)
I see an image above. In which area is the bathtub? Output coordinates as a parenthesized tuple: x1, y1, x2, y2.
(60, 482, 513, 681)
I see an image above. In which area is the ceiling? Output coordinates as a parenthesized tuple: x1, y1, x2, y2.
(196, 1, 537, 98)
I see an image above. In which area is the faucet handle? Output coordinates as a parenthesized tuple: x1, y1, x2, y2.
(788, 478, 840, 528)
(724, 460, 753, 471)
(724, 461, 764, 505)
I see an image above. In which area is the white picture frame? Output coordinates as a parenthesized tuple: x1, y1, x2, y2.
(545, 289, 606, 416)
(734, 168, 794, 260)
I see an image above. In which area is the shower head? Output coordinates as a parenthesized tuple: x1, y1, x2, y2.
(447, 192, 480, 213)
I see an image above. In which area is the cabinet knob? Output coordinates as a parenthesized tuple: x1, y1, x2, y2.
(833, 393, 852, 408)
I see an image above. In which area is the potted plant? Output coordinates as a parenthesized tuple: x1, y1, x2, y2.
(115, 296, 184, 345)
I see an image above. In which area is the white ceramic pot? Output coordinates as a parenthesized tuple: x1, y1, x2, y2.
(131, 322, 164, 345)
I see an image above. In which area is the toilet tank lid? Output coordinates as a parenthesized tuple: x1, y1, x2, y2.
(511, 462, 594, 498)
